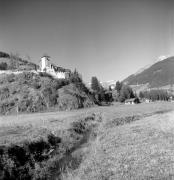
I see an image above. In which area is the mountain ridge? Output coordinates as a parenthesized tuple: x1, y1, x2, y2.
(123, 56, 174, 91)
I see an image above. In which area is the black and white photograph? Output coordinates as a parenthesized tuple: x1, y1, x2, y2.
(0, 0, 174, 179)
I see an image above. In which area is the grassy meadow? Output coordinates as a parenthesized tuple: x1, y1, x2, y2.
(61, 102, 174, 180)
(1, 101, 174, 179)
(0, 101, 173, 145)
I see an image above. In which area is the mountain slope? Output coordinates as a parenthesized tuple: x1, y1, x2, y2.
(123, 56, 174, 88)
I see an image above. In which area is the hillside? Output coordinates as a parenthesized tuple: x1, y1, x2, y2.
(0, 51, 38, 71)
(123, 56, 174, 90)
(0, 72, 95, 115)
(0, 51, 95, 114)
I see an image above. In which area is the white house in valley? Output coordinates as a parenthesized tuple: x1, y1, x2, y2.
(39, 56, 70, 79)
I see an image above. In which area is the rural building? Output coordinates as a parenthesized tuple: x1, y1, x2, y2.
(125, 98, 140, 105)
(145, 99, 151, 103)
(39, 56, 70, 79)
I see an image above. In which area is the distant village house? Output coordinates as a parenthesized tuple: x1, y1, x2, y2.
(125, 98, 140, 105)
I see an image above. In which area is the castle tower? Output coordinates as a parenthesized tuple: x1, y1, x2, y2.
(40, 55, 50, 72)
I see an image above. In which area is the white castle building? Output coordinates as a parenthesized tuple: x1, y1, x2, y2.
(39, 56, 70, 79)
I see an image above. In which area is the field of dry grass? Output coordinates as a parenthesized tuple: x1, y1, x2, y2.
(61, 102, 174, 180)
(1, 101, 174, 179)
(0, 102, 173, 145)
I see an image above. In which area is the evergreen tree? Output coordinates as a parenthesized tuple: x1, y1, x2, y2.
(91, 76, 101, 92)
(109, 85, 112, 91)
(139, 89, 169, 101)
(139, 91, 144, 99)
(115, 81, 123, 94)
(69, 69, 82, 83)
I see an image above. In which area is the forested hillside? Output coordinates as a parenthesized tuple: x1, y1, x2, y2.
(0, 51, 95, 114)
(123, 56, 174, 88)
(0, 72, 95, 114)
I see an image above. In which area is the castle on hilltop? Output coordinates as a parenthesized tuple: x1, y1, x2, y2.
(39, 56, 70, 79)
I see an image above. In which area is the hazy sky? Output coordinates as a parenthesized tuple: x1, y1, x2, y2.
(0, 0, 174, 82)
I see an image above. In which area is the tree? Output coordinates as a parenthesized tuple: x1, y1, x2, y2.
(109, 86, 112, 91)
(115, 81, 123, 94)
(69, 69, 82, 84)
(119, 85, 135, 102)
(139, 91, 144, 99)
(139, 89, 169, 101)
(91, 76, 102, 93)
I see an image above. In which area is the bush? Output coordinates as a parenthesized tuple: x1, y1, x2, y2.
(0, 132, 64, 180)
(18, 92, 47, 113)
(0, 87, 10, 101)
(0, 51, 10, 58)
(57, 84, 94, 110)
(58, 94, 81, 110)
(26, 139, 50, 162)
(7, 74, 15, 83)
(8, 145, 30, 166)
(0, 99, 16, 115)
(0, 62, 8, 70)
(71, 120, 87, 134)
(39, 72, 54, 79)
(47, 134, 61, 147)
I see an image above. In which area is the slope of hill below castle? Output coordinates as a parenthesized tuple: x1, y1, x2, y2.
(0, 72, 95, 115)
(0, 51, 95, 115)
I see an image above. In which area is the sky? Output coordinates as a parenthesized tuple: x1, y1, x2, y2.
(0, 0, 174, 82)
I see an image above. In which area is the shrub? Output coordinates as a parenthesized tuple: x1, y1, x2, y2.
(39, 72, 54, 79)
(0, 99, 16, 114)
(57, 83, 94, 110)
(0, 51, 10, 58)
(0, 62, 8, 70)
(8, 145, 30, 166)
(71, 120, 87, 134)
(0, 87, 10, 101)
(41, 87, 58, 107)
(7, 74, 15, 83)
(26, 139, 50, 162)
(47, 134, 61, 147)
(58, 94, 81, 110)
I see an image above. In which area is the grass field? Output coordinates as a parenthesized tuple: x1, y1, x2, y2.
(1, 101, 174, 179)
(0, 102, 173, 145)
(61, 102, 174, 180)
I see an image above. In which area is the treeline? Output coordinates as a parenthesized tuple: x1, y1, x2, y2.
(90, 76, 113, 104)
(90, 77, 136, 103)
(114, 81, 135, 102)
(90, 75, 173, 104)
(139, 89, 171, 101)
